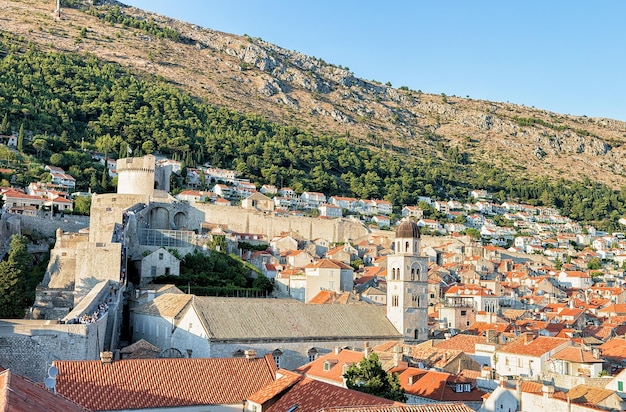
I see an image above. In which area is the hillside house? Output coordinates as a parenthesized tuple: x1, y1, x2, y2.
(318, 203, 342, 218)
(242, 192, 275, 212)
(300, 191, 326, 209)
(402, 205, 424, 219)
(259, 184, 277, 195)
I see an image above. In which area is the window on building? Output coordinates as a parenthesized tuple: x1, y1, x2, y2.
(461, 310, 467, 316)
(308, 348, 318, 362)
(392, 295, 399, 307)
(618, 381, 624, 391)
(272, 349, 283, 368)
(159, 253, 164, 260)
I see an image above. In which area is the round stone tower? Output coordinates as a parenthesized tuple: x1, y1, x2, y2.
(116, 155, 156, 196)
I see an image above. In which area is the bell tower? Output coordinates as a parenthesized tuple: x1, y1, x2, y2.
(386, 219, 429, 342)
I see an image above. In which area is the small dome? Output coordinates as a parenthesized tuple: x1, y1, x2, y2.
(396, 219, 420, 239)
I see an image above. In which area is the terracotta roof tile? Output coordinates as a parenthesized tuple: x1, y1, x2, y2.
(566, 384, 616, 405)
(295, 349, 365, 384)
(265, 376, 395, 412)
(551, 347, 604, 363)
(498, 335, 570, 357)
(434, 335, 487, 354)
(397, 368, 485, 402)
(599, 337, 626, 359)
(305, 258, 353, 270)
(0, 369, 87, 412)
(54, 357, 276, 411)
(248, 369, 302, 404)
(320, 404, 475, 412)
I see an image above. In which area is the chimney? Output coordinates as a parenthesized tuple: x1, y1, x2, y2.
(100, 351, 113, 364)
(485, 329, 495, 343)
(522, 332, 533, 345)
(408, 375, 415, 385)
(244, 349, 257, 360)
(334, 346, 341, 355)
(394, 344, 403, 366)
(542, 383, 555, 400)
(363, 341, 370, 358)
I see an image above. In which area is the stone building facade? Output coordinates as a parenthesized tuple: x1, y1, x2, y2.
(131, 293, 402, 370)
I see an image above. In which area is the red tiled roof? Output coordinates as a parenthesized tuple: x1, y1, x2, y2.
(498, 335, 570, 357)
(397, 368, 485, 402)
(305, 258, 352, 270)
(599, 337, 626, 360)
(435, 334, 487, 354)
(265, 376, 395, 412)
(319, 404, 475, 412)
(551, 347, 604, 363)
(0, 369, 87, 412)
(248, 369, 302, 405)
(566, 384, 616, 405)
(54, 356, 276, 411)
(295, 349, 365, 384)
(466, 322, 512, 335)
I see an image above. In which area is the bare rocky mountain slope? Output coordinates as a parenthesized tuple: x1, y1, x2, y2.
(2, 0, 626, 188)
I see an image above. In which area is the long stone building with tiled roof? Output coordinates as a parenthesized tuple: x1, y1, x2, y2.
(131, 294, 402, 370)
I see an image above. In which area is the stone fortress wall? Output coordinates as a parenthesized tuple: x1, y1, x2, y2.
(195, 203, 370, 243)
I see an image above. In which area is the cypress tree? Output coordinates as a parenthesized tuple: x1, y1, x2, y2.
(17, 122, 24, 152)
(0, 113, 9, 135)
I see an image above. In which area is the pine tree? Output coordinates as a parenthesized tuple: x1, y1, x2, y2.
(343, 352, 407, 402)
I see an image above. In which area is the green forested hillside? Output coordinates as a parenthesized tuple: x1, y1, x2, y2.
(0, 32, 625, 230)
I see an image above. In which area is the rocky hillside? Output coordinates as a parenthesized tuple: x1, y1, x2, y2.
(2, 0, 626, 188)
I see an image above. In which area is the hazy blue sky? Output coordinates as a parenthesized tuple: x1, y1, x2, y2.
(122, 1, 626, 121)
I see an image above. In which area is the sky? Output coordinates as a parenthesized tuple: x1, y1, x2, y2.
(121, 1, 626, 122)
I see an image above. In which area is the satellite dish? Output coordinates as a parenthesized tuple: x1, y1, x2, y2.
(44, 377, 56, 389)
(48, 366, 59, 378)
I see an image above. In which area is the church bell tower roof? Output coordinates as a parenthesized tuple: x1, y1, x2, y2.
(396, 219, 420, 239)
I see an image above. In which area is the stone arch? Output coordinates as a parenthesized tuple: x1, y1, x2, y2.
(173, 211, 188, 230)
(150, 206, 170, 229)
